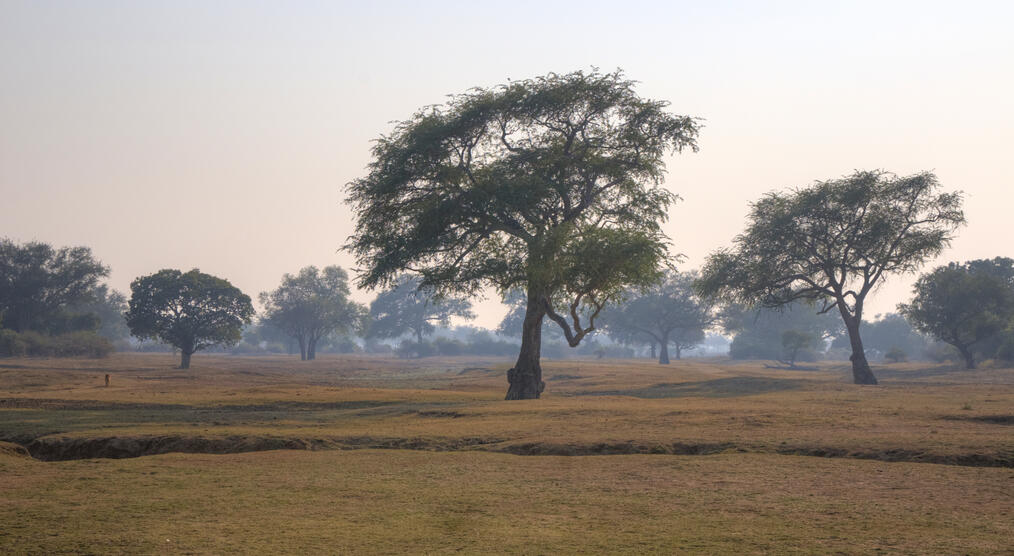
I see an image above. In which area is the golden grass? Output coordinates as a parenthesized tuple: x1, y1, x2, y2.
(1, 353, 1013, 553)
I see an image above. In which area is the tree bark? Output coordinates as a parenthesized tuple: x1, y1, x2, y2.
(658, 332, 670, 364)
(956, 344, 976, 369)
(649, 342, 656, 360)
(505, 285, 547, 400)
(842, 316, 878, 385)
(675, 345, 682, 360)
(179, 350, 192, 370)
(307, 337, 317, 361)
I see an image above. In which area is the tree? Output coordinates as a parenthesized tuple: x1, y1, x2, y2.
(0, 239, 109, 332)
(260, 266, 367, 361)
(780, 330, 816, 368)
(75, 284, 130, 343)
(366, 274, 474, 351)
(602, 271, 714, 364)
(346, 70, 699, 399)
(899, 258, 1014, 369)
(830, 312, 928, 362)
(722, 302, 841, 362)
(697, 170, 964, 384)
(125, 269, 254, 369)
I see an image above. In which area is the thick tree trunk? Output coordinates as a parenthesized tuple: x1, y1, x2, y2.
(658, 332, 670, 364)
(179, 350, 192, 370)
(307, 337, 317, 361)
(956, 344, 976, 369)
(505, 286, 546, 400)
(675, 346, 682, 360)
(649, 342, 656, 360)
(843, 316, 878, 385)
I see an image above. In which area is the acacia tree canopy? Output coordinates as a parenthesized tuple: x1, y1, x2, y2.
(259, 266, 367, 361)
(346, 69, 700, 399)
(697, 170, 964, 384)
(125, 269, 254, 369)
(899, 258, 1014, 369)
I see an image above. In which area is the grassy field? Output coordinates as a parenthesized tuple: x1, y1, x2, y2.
(1, 353, 1012, 553)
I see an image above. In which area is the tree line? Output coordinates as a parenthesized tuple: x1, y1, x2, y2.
(3, 69, 1011, 395)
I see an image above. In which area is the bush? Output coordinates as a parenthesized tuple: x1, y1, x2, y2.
(884, 347, 907, 363)
(924, 342, 959, 363)
(433, 337, 465, 356)
(19, 331, 55, 356)
(0, 330, 27, 356)
(52, 332, 113, 358)
(395, 340, 436, 358)
(230, 341, 264, 355)
(0, 330, 112, 358)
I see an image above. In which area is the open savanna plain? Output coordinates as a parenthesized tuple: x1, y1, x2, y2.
(1, 353, 1012, 554)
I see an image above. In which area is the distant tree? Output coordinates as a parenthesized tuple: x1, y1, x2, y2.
(260, 266, 366, 360)
(367, 275, 474, 351)
(697, 171, 964, 384)
(780, 330, 816, 368)
(602, 271, 714, 364)
(0, 239, 109, 333)
(346, 69, 699, 399)
(125, 269, 254, 369)
(722, 302, 841, 361)
(75, 285, 130, 343)
(899, 258, 1014, 369)
(831, 313, 928, 361)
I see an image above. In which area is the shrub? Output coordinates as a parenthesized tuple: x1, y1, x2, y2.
(884, 347, 907, 363)
(0, 330, 27, 356)
(52, 332, 114, 358)
(395, 340, 436, 358)
(433, 337, 465, 356)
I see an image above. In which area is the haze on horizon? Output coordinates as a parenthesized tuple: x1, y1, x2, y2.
(2, 0, 1012, 329)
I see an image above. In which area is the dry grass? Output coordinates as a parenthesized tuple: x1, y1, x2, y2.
(1, 352, 1013, 553)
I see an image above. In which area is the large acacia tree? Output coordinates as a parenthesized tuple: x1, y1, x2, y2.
(697, 170, 964, 385)
(346, 70, 699, 399)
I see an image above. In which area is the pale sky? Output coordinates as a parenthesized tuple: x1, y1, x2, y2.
(2, 1, 1012, 329)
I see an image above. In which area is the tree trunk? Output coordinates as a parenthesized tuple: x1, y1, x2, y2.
(658, 333, 670, 364)
(649, 342, 656, 360)
(415, 328, 424, 358)
(957, 344, 976, 369)
(298, 336, 307, 361)
(307, 337, 317, 361)
(843, 316, 878, 385)
(675, 345, 682, 360)
(505, 286, 546, 400)
(179, 350, 192, 370)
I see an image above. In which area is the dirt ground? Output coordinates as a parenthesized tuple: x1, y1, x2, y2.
(1, 353, 1012, 553)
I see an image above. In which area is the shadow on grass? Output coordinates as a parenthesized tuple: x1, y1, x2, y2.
(576, 376, 808, 398)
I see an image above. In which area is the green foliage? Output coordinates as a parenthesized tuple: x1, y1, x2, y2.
(601, 270, 714, 362)
(259, 266, 367, 360)
(0, 330, 112, 357)
(346, 69, 699, 348)
(899, 258, 1014, 369)
(0, 329, 26, 356)
(884, 347, 907, 363)
(725, 303, 840, 361)
(367, 274, 474, 345)
(698, 170, 964, 384)
(0, 239, 109, 333)
(125, 269, 254, 367)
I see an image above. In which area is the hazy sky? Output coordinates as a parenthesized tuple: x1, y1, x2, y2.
(2, 1, 1012, 329)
